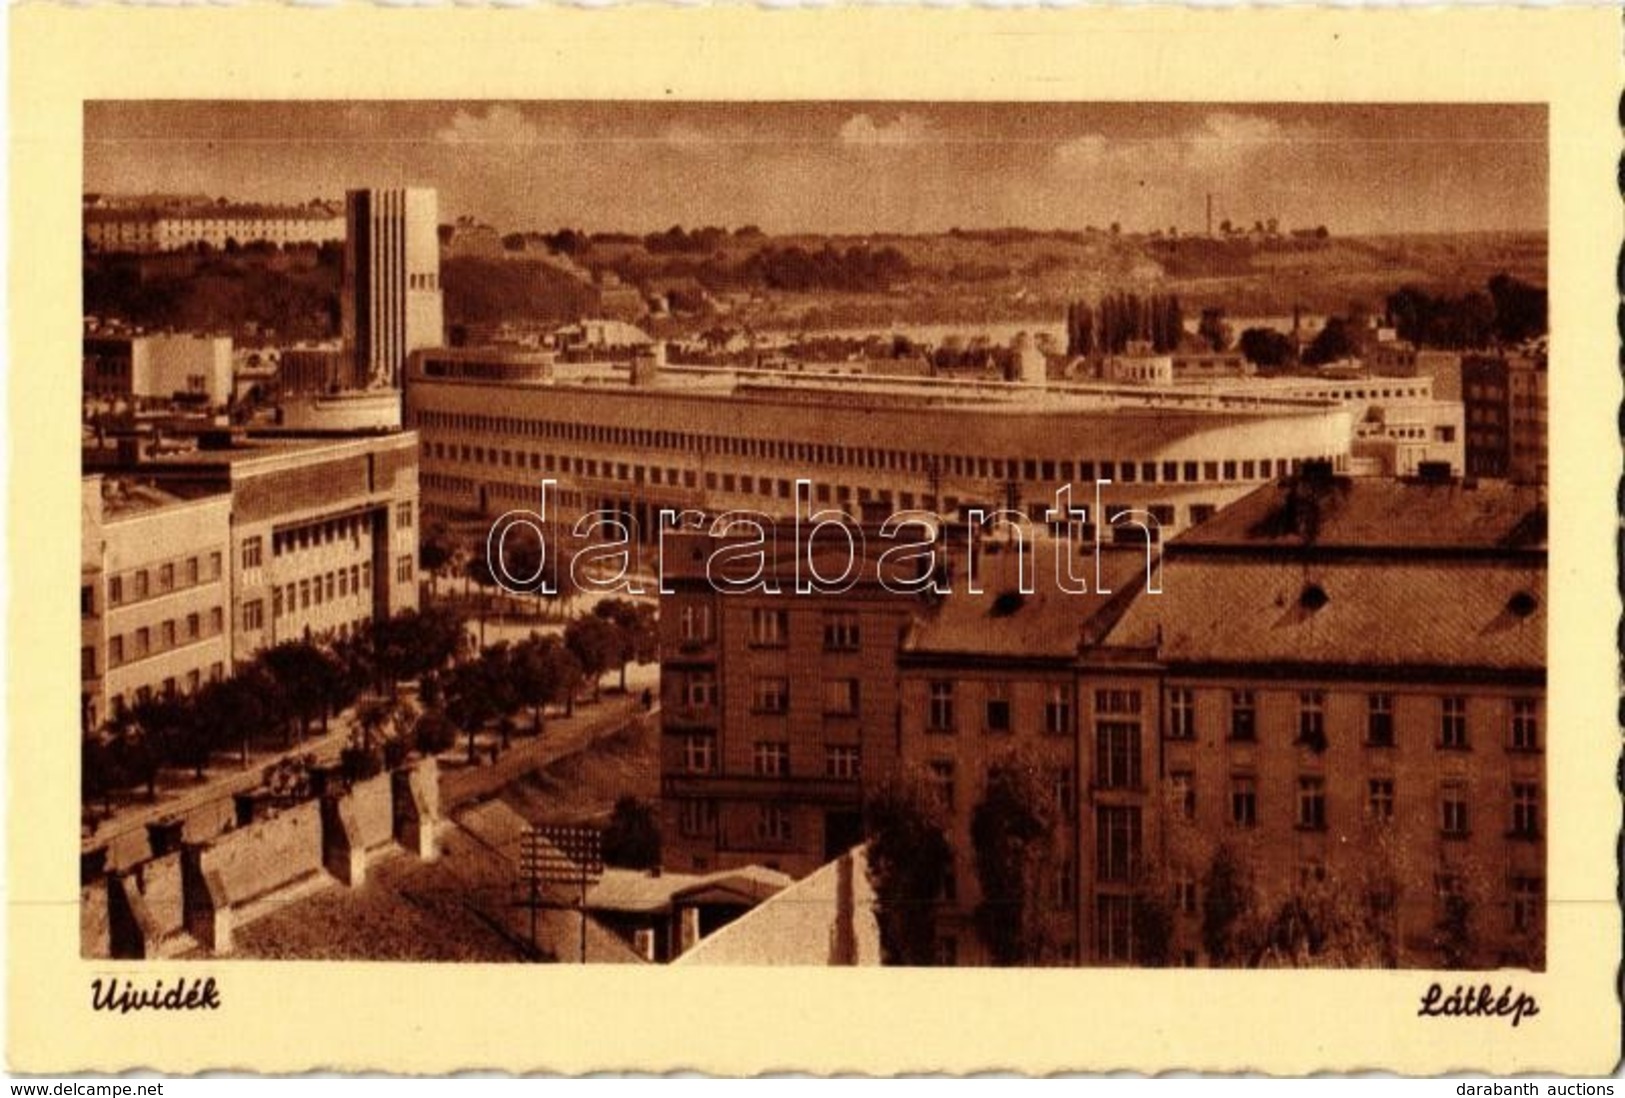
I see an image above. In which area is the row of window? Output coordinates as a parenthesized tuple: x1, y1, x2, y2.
(98, 607, 226, 671)
(677, 673, 863, 719)
(1165, 688, 1540, 752)
(742, 608, 863, 650)
(102, 661, 228, 721)
(678, 735, 862, 780)
(260, 563, 376, 626)
(917, 758, 1076, 816)
(96, 551, 225, 613)
(1198, 772, 1542, 838)
(255, 509, 399, 567)
(1096, 872, 1544, 964)
(678, 605, 865, 651)
(415, 407, 1318, 488)
(927, 683, 1128, 735)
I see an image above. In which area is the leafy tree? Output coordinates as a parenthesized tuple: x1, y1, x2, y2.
(1303, 317, 1357, 366)
(120, 695, 194, 800)
(194, 668, 282, 766)
(970, 752, 1063, 965)
(510, 634, 565, 735)
(554, 646, 584, 718)
(1197, 307, 1233, 352)
(413, 709, 458, 756)
(594, 598, 657, 692)
(258, 641, 345, 742)
(1201, 843, 1255, 965)
(602, 796, 662, 870)
(565, 615, 622, 704)
(82, 732, 129, 816)
(477, 643, 523, 749)
(418, 520, 459, 596)
(1488, 272, 1547, 345)
(445, 658, 501, 763)
(365, 606, 467, 693)
(864, 774, 954, 966)
(1238, 327, 1296, 369)
(1065, 300, 1095, 357)
(1251, 873, 1394, 968)
(164, 696, 216, 779)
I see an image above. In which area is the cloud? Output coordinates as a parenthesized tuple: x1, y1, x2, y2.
(837, 112, 935, 149)
(435, 106, 569, 148)
(1184, 111, 1308, 171)
(1051, 133, 1114, 170)
(1051, 112, 1321, 177)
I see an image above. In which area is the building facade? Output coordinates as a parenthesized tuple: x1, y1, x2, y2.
(81, 475, 233, 731)
(84, 334, 234, 408)
(1507, 353, 1548, 486)
(1092, 474, 1546, 968)
(83, 201, 344, 254)
(1462, 354, 1512, 478)
(658, 530, 923, 879)
(343, 188, 444, 390)
(654, 474, 1546, 969)
(405, 348, 1356, 543)
(84, 430, 422, 666)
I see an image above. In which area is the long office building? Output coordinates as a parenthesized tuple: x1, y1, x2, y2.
(404, 347, 1355, 543)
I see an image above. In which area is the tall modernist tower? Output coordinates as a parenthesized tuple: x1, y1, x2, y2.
(342, 188, 444, 390)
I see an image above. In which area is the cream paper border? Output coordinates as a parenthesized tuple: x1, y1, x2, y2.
(9, 6, 1621, 1076)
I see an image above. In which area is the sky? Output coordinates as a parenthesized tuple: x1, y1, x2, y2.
(84, 102, 1547, 236)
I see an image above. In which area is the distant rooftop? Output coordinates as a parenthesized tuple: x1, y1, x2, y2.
(587, 865, 790, 916)
(83, 428, 412, 472)
(90, 476, 211, 519)
(1100, 555, 1544, 675)
(1171, 474, 1546, 555)
(903, 542, 1152, 660)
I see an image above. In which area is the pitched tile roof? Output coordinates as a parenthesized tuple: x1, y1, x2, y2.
(903, 541, 1152, 658)
(1102, 556, 1544, 672)
(1174, 476, 1545, 553)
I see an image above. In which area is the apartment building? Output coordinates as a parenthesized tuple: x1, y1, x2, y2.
(655, 472, 1546, 969)
(81, 474, 232, 730)
(1095, 472, 1546, 968)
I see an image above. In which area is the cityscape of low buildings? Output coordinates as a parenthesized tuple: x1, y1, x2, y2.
(84, 333, 235, 409)
(78, 178, 1550, 971)
(648, 472, 1545, 968)
(83, 196, 344, 254)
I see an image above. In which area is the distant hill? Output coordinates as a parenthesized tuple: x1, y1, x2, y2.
(82, 228, 1546, 340)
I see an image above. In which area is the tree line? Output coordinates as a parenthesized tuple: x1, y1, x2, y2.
(83, 598, 658, 819)
(1065, 292, 1186, 356)
(862, 757, 1508, 968)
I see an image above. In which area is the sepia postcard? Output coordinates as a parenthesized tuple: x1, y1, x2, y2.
(8, 4, 1622, 1077)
